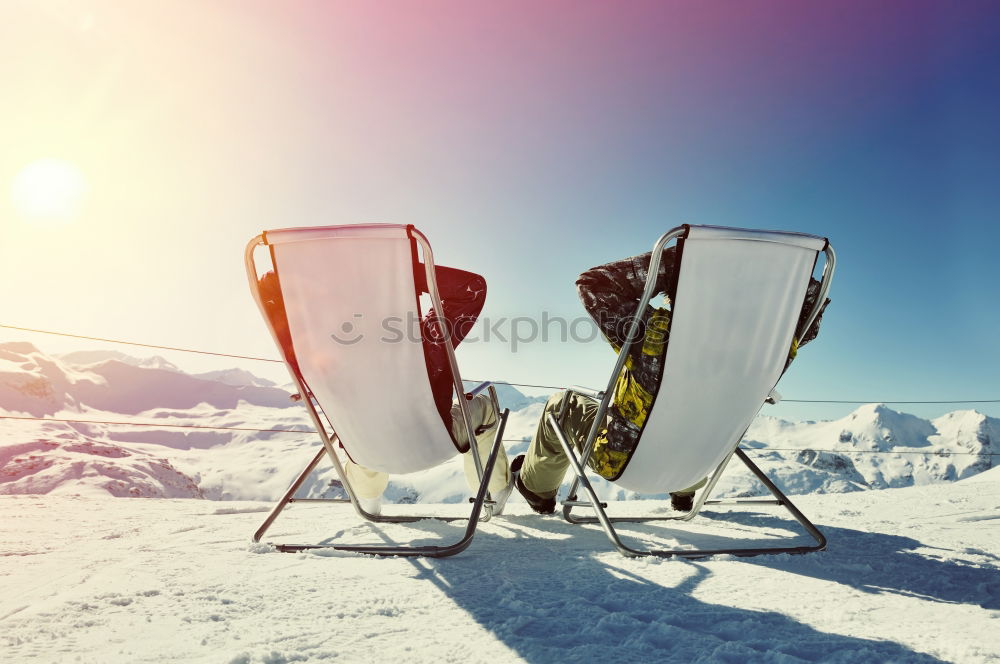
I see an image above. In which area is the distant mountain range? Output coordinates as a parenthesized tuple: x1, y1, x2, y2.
(742, 405, 995, 491)
(0, 341, 994, 502)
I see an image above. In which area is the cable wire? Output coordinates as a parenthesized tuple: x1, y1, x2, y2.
(748, 446, 999, 457)
(3, 322, 999, 405)
(467, 380, 566, 391)
(780, 399, 1000, 405)
(3, 416, 996, 457)
(0, 414, 313, 435)
(0, 324, 283, 363)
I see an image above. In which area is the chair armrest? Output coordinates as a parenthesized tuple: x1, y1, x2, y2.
(567, 385, 605, 399)
(465, 381, 493, 400)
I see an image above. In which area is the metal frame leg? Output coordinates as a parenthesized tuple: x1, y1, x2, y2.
(253, 446, 334, 543)
(550, 413, 826, 559)
(563, 438, 735, 526)
(254, 409, 510, 557)
(543, 225, 835, 558)
(246, 230, 507, 553)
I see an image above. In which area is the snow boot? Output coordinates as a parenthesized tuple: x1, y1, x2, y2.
(670, 492, 694, 512)
(511, 454, 556, 515)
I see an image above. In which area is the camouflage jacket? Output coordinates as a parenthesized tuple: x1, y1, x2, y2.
(577, 249, 828, 480)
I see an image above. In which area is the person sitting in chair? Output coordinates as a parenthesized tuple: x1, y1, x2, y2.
(511, 248, 828, 514)
(258, 266, 513, 515)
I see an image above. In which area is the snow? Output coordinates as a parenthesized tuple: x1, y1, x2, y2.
(739, 405, 996, 493)
(964, 464, 1000, 484)
(2, 343, 995, 506)
(2, 478, 999, 663)
(192, 368, 277, 388)
(3, 343, 1000, 662)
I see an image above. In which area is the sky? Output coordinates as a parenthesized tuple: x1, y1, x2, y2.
(1, 0, 998, 421)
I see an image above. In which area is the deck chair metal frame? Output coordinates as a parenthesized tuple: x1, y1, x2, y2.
(557, 224, 836, 559)
(245, 224, 509, 557)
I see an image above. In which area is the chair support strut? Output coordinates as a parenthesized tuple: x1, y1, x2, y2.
(551, 413, 826, 559)
(253, 406, 509, 557)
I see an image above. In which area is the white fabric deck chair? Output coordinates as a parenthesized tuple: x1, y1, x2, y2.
(555, 224, 835, 558)
(244, 224, 509, 557)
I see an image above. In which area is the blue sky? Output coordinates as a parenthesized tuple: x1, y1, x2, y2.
(1, 1, 998, 421)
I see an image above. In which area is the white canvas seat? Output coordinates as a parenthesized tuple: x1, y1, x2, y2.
(554, 224, 835, 558)
(245, 223, 509, 557)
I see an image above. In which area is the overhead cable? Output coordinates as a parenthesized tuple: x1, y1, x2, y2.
(1, 415, 997, 458)
(3, 323, 999, 405)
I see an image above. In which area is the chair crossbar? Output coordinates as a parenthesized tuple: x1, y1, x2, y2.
(260, 407, 509, 557)
(555, 413, 825, 558)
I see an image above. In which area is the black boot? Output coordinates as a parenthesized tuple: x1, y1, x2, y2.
(670, 492, 694, 512)
(511, 455, 556, 515)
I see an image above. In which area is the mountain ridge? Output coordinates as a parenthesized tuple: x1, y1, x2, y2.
(1, 342, 995, 501)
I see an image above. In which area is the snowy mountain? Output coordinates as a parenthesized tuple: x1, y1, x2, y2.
(2, 342, 294, 417)
(462, 380, 549, 411)
(192, 368, 277, 388)
(58, 349, 183, 373)
(0, 341, 995, 503)
(735, 404, 996, 496)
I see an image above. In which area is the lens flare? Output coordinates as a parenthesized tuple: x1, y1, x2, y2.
(10, 158, 88, 222)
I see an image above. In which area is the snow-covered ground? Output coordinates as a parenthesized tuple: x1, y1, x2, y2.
(3, 341, 1000, 662)
(2, 469, 999, 663)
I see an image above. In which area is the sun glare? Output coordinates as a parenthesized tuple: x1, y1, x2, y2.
(10, 159, 88, 222)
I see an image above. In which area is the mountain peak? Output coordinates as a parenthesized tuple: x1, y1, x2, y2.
(931, 410, 994, 452)
(854, 402, 897, 418)
(193, 368, 276, 388)
(0, 341, 41, 356)
(838, 403, 936, 451)
(59, 350, 181, 373)
(2, 343, 293, 417)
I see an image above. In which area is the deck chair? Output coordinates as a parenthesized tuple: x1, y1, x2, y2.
(556, 224, 835, 558)
(244, 223, 509, 557)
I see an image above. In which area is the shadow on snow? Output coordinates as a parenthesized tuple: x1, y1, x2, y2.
(711, 511, 1000, 611)
(360, 512, 953, 664)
